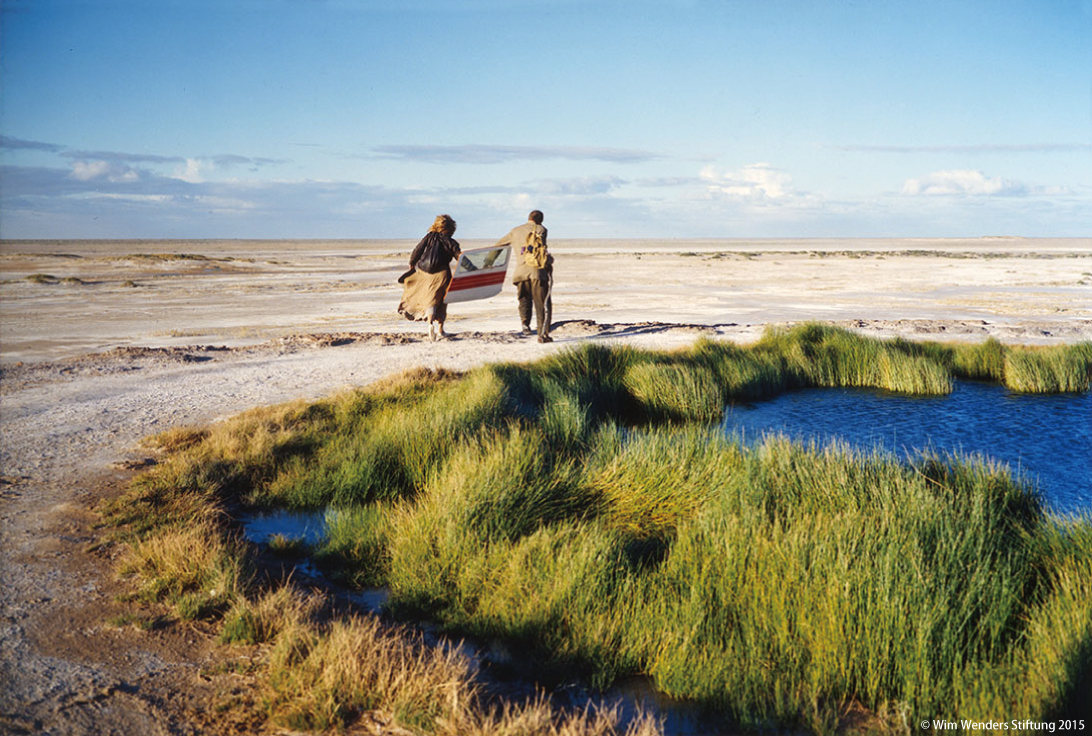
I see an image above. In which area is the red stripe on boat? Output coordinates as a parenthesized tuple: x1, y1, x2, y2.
(448, 271, 507, 291)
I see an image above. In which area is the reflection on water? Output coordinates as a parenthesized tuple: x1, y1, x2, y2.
(594, 677, 735, 736)
(239, 508, 327, 545)
(345, 587, 389, 612)
(238, 508, 391, 614)
(723, 380, 1092, 514)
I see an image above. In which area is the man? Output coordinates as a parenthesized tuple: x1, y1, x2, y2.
(493, 210, 553, 343)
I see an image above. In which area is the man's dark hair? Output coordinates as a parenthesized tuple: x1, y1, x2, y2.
(528, 210, 544, 225)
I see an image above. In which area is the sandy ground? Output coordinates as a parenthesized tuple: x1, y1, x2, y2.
(1, 237, 1090, 734)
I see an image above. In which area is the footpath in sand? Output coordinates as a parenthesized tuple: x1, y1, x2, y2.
(1, 237, 1090, 733)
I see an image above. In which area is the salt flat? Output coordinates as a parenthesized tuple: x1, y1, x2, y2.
(2, 237, 1089, 364)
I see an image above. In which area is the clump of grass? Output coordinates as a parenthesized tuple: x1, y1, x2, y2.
(950, 337, 1007, 381)
(145, 426, 210, 453)
(266, 533, 307, 556)
(312, 505, 390, 587)
(463, 698, 663, 736)
(107, 612, 161, 630)
(220, 586, 322, 645)
(117, 519, 249, 618)
(268, 366, 506, 508)
(428, 423, 590, 543)
(1004, 342, 1092, 393)
(756, 323, 953, 394)
(624, 361, 723, 423)
(259, 605, 663, 734)
(690, 337, 788, 401)
(536, 342, 641, 421)
(538, 378, 595, 452)
(584, 425, 742, 539)
(387, 428, 1081, 730)
(261, 613, 473, 732)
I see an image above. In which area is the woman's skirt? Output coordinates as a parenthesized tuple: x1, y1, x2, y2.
(398, 267, 451, 322)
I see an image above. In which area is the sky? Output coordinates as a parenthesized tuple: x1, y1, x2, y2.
(1, 0, 1090, 240)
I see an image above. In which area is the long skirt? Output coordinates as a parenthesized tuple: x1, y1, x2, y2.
(398, 267, 451, 322)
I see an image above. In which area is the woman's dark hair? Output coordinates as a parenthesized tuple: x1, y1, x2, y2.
(528, 210, 544, 225)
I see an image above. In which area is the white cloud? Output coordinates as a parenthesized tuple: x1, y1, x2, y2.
(173, 158, 209, 184)
(69, 159, 138, 183)
(700, 162, 795, 200)
(193, 195, 259, 213)
(73, 192, 172, 203)
(902, 169, 1027, 197)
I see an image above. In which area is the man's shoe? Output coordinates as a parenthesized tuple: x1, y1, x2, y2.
(521, 324, 534, 335)
(538, 335, 553, 343)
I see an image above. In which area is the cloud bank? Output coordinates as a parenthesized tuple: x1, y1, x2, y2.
(830, 143, 1092, 154)
(372, 144, 662, 164)
(901, 169, 1027, 197)
(2, 136, 1088, 238)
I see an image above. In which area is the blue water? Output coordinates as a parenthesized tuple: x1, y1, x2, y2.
(722, 381, 1091, 514)
(239, 508, 328, 545)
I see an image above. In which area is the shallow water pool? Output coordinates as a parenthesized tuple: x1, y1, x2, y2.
(722, 380, 1091, 514)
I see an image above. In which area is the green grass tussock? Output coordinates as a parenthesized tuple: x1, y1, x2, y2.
(950, 337, 1008, 381)
(585, 425, 742, 539)
(1004, 342, 1092, 393)
(105, 324, 1092, 734)
(385, 430, 1077, 730)
(756, 323, 954, 394)
(624, 362, 723, 423)
(267, 366, 505, 507)
(312, 504, 390, 588)
(427, 423, 591, 543)
(220, 586, 323, 646)
(902, 336, 1091, 393)
(641, 440, 1049, 724)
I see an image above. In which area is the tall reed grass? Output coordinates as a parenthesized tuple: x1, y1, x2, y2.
(105, 325, 1092, 734)
(1004, 342, 1092, 393)
(756, 323, 954, 394)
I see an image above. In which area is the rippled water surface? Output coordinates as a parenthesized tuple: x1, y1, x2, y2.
(723, 381, 1091, 514)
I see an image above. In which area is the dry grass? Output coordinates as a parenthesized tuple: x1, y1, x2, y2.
(118, 520, 248, 616)
(220, 585, 323, 646)
(259, 604, 661, 735)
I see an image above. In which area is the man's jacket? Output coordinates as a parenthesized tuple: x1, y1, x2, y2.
(493, 222, 550, 283)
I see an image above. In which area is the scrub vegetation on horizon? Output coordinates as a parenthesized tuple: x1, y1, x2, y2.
(103, 325, 1092, 735)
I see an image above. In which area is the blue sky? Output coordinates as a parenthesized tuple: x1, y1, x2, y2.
(1, 0, 1089, 239)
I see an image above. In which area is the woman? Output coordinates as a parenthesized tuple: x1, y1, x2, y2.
(397, 214, 461, 340)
